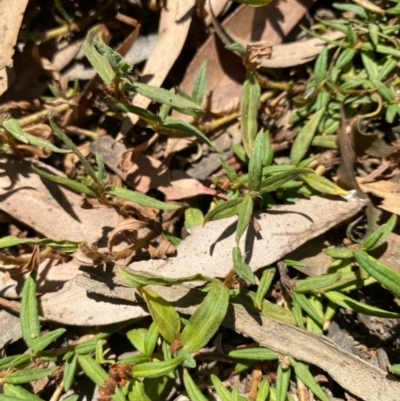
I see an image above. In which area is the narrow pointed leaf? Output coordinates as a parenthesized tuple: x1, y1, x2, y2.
(110, 99, 162, 124)
(0, 355, 31, 370)
(3, 384, 45, 401)
(75, 340, 106, 355)
(163, 117, 220, 152)
(31, 328, 66, 353)
(132, 356, 185, 378)
(50, 120, 99, 184)
(211, 374, 230, 401)
(256, 268, 276, 310)
(130, 382, 152, 401)
(183, 370, 208, 401)
(290, 359, 331, 401)
(127, 328, 147, 354)
(259, 168, 313, 195)
(204, 198, 244, 224)
(294, 272, 342, 294)
(302, 174, 348, 196)
(229, 347, 279, 361)
(192, 61, 208, 105)
(276, 363, 291, 401)
(106, 186, 179, 210)
(290, 107, 326, 166)
(220, 160, 237, 182)
(20, 275, 40, 349)
(235, 195, 253, 244)
(232, 247, 255, 284)
(248, 130, 267, 191)
(241, 71, 260, 156)
(292, 292, 324, 326)
(32, 165, 97, 197)
(354, 251, 400, 298)
(63, 353, 77, 391)
(185, 206, 204, 229)
(323, 248, 353, 259)
(124, 80, 203, 112)
(144, 322, 160, 356)
(83, 26, 115, 84)
(324, 291, 400, 318)
(77, 354, 107, 386)
(180, 282, 230, 353)
(3, 368, 56, 384)
(139, 287, 181, 344)
(3, 118, 29, 143)
(362, 214, 397, 251)
(256, 378, 270, 401)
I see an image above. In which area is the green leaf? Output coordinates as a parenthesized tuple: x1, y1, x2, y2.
(290, 359, 331, 401)
(127, 328, 147, 354)
(290, 107, 326, 166)
(229, 347, 279, 361)
(95, 152, 106, 183)
(256, 267, 276, 310)
(248, 129, 267, 191)
(324, 291, 400, 318)
(0, 236, 79, 252)
(3, 118, 70, 153)
(211, 374, 230, 401)
(232, 143, 249, 163)
(31, 165, 97, 197)
(124, 79, 203, 112)
(132, 356, 185, 378)
(94, 40, 131, 74)
(302, 174, 348, 195)
(220, 159, 237, 182)
(368, 23, 379, 46)
(185, 206, 204, 229)
(118, 267, 211, 289)
(129, 382, 152, 401)
(306, 295, 324, 334)
(3, 384, 45, 401)
(139, 287, 181, 344)
(3, 368, 56, 384)
(0, 355, 31, 371)
(314, 46, 328, 85)
(235, 195, 253, 244)
(63, 353, 77, 391)
(390, 364, 400, 375)
(163, 117, 221, 152)
(50, 119, 100, 184)
(31, 328, 66, 353)
(106, 186, 179, 210)
(183, 369, 208, 401)
(225, 42, 246, 53)
(192, 61, 207, 105)
(333, 2, 369, 18)
(232, 247, 256, 284)
(204, 198, 244, 223)
(110, 99, 163, 124)
(20, 274, 40, 350)
(74, 340, 106, 355)
(77, 354, 107, 386)
(180, 282, 230, 353)
(354, 251, 400, 298)
(276, 363, 291, 401)
(144, 321, 160, 356)
(83, 26, 115, 84)
(362, 215, 397, 250)
(336, 48, 356, 69)
(294, 272, 341, 294)
(292, 292, 324, 326)
(323, 248, 353, 259)
(256, 378, 270, 401)
(241, 71, 260, 156)
(259, 168, 313, 195)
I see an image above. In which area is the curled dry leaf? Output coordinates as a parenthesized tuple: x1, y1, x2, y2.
(244, 42, 273, 70)
(107, 218, 147, 252)
(148, 236, 176, 259)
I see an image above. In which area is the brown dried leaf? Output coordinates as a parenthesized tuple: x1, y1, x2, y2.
(107, 218, 147, 251)
(148, 236, 176, 259)
(0, 155, 120, 243)
(0, 0, 29, 95)
(357, 179, 400, 215)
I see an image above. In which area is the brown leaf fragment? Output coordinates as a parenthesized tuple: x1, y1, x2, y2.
(244, 42, 273, 70)
(357, 179, 400, 215)
(107, 218, 147, 252)
(0, 155, 120, 244)
(149, 236, 176, 259)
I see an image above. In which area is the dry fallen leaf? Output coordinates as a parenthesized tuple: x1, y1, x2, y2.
(0, 0, 29, 95)
(0, 155, 120, 243)
(357, 178, 400, 215)
(120, 0, 196, 135)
